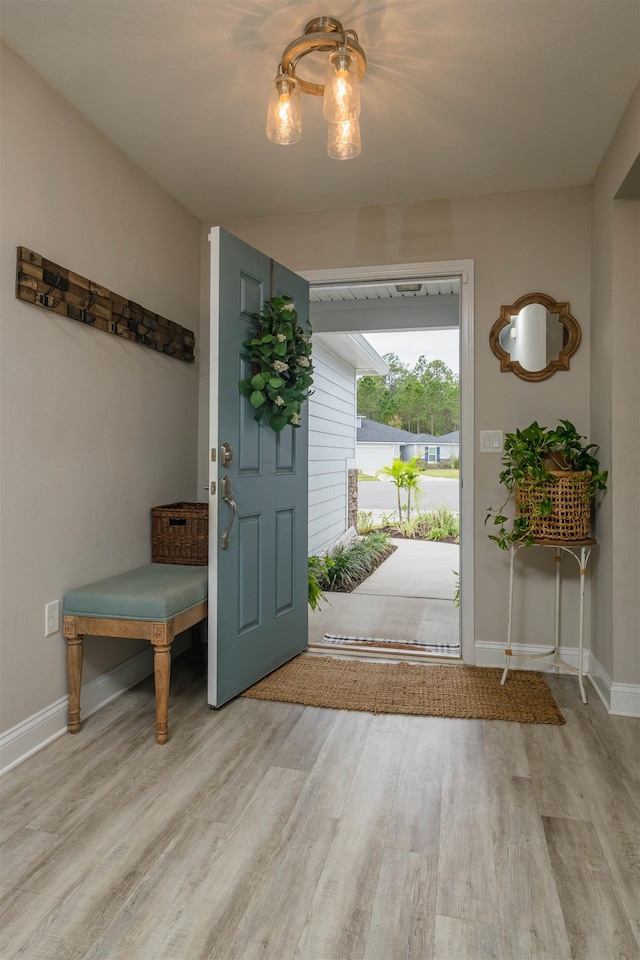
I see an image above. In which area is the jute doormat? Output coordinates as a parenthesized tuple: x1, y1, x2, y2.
(241, 654, 566, 725)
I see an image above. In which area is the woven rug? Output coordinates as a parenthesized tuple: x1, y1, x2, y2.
(241, 654, 565, 724)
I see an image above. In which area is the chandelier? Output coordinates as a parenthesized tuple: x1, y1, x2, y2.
(266, 16, 367, 160)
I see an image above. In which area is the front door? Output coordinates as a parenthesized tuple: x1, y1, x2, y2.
(207, 228, 309, 707)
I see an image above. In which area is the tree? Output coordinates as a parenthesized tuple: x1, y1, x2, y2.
(356, 353, 460, 437)
(357, 375, 390, 421)
(395, 378, 426, 434)
(414, 357, 459, 435)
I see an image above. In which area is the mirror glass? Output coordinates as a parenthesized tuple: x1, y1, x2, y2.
(489, 293, 581, 382)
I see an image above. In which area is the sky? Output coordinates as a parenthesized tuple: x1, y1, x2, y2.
(362, 329, 460, 376)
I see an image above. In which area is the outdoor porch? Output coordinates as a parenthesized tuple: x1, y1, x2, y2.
(308, 539, 460, 660)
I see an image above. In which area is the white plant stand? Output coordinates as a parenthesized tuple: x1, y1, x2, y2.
(500, 538, 597, 704)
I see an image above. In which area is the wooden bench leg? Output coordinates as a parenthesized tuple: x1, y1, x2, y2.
(152, 622, 174, 744)
(64, 616, 83, 734)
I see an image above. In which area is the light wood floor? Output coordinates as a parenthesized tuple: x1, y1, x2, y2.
(1, 648, 638, 960)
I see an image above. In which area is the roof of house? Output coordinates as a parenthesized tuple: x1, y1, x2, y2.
(356, 419, 459, 446)
(356, 418, 417, 444)
(356, 418, 437, 444)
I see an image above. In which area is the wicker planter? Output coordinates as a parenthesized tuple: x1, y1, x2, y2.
(515, 470, 591, 541)
(151, 502, 208, 565)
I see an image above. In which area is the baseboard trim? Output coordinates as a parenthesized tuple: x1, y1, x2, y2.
(0, 635, 191, 776)
(474, 639, 588, 673)
(475, 641, 640, 717)
(588, 654, 640, 717)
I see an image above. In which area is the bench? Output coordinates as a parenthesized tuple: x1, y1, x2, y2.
(63, 563, 208, 744)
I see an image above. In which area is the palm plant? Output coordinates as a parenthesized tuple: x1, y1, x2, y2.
(377, 458, 406, 522)
(401, 456, 423, 521)
(377, 456, 423, 522)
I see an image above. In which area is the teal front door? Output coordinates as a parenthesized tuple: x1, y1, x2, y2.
(207, 228, 309, 707)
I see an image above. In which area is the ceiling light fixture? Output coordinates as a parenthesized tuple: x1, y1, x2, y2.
(266, 16, 366, 159)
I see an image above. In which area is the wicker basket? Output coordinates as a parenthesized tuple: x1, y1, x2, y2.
(151, 502, 208, 565)
(516, 470, 591, 541)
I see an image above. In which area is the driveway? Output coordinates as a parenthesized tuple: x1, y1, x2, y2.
(358, 476, 459, 514)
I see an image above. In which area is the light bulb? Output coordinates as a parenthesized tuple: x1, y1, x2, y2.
(323, 47, 360, 123)
(266, 73, 302, 145)
(327, 117, 361, 160)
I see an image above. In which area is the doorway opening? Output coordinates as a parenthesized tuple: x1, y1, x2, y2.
(302, 261, 474, 664)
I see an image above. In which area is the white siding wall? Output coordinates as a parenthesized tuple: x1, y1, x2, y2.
(308, 343, 356, 553)
(356, 443, 401, 474)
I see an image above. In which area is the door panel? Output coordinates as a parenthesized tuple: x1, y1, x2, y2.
(208, 228, 309, 706)
(275, 509, 295, 614)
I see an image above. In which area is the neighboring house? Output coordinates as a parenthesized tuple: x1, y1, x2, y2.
(356, 418, 458, 471)
(355, 417, 423, 474)
(308, 338, 387, 554)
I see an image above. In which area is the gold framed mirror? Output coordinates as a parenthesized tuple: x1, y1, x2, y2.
(489, 292, 581, 382)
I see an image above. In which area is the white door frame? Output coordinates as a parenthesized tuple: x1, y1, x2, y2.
(301, 260, 475, 664)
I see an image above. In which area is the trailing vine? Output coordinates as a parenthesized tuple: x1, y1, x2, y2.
(238, 296, 314, 432)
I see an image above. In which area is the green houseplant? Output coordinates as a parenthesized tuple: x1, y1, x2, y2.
(486, 419, 607, 550)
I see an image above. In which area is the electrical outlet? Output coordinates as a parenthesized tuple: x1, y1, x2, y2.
(45, 600, 60, 636)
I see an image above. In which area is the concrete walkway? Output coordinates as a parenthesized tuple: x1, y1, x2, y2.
(358, 539, 458, 599)
(308, 539, 460, 652)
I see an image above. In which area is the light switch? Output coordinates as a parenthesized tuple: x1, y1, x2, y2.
(480, 430, 504, 453)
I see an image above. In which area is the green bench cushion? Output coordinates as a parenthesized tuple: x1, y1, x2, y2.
(63, 564, 208, 622)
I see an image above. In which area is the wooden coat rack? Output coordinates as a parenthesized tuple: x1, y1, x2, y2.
(15, 247, 195, 363)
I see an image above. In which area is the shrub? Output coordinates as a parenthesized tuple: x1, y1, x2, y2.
(356, 510, 376, 534)
(381, 506, 459, 542)
(317, 531, 394, 592)
(413, 505, 459, 542)
(308, 555, 328, 611)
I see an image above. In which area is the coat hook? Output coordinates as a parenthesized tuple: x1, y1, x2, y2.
(39, 272, 62, 308)
(80, 290, 96, 323)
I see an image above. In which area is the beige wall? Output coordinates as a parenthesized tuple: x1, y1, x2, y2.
(0, 44, 201, 733)
(591, 84, 640, 685)
(220, 186, 594, 658)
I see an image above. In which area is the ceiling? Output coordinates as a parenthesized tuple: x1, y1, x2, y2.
(310, 279, 460, 301)
(1, 1, 638, 223)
